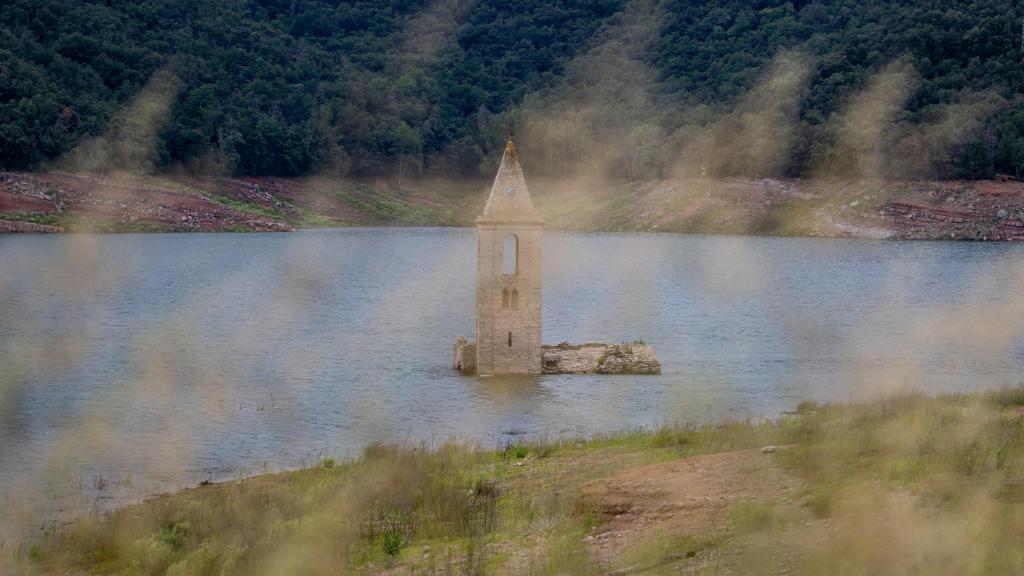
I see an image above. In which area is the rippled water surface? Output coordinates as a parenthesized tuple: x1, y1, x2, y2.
(2, 228, 1024, 529)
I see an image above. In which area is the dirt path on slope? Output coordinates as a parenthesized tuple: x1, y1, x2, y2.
(578, 449, 807, 569)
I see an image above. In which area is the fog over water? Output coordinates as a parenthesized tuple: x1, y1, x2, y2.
(2, 228, 1024, 535)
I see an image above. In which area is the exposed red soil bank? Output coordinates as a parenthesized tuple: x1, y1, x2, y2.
(4, 170, 1024, 239)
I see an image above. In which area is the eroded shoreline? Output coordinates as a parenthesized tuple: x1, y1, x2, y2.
(5, 171, 1024, 240)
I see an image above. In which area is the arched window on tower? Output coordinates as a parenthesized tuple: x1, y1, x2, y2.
(502, 233, 518, 275)
(502, 289, 510, 308)
(511, 289, 519, 309)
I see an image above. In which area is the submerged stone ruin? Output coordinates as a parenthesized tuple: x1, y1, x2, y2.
(541, 342, 661, 375)
(453, 340, 660, 376)
(452, 138, 660, 377)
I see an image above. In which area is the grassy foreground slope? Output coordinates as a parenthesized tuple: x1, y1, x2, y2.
(13, 389, 1024, 575)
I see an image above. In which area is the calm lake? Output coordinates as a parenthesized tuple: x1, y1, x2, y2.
(2, 228, 1024, 532)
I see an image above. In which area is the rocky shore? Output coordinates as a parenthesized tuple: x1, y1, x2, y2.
(5, 170, 1024, 239)
(0, 171, 294, 233)
(0, 219, 63, 233)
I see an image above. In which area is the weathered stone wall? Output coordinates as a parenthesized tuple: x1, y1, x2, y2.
(453, 337, 477, 375)
(476, 222, 543, 375)
(541, 344, 605, 374)
(541, 343, 661, 375)
(455, 340, 660, 376)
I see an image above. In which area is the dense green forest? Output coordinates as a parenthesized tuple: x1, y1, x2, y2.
(1, 0, 1023, 179)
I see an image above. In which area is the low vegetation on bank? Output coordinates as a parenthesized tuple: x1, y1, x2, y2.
(9, 389, 1024, 575)
(5, 170, 1024, 240)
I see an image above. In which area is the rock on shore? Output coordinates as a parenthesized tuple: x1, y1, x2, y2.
(0, 219, 63, 233)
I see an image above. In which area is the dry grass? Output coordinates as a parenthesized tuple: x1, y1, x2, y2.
(8, 389, 1024, 575)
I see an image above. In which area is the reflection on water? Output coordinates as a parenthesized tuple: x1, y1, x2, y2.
(1, 228, 1024, 534)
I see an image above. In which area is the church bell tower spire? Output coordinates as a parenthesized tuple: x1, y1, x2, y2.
(474, 137, 543, 376)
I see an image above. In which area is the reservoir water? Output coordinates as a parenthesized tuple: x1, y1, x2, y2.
(2, 228, 1024, 533)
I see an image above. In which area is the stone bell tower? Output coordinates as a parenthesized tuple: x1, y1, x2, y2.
(475, 138, 543, 376)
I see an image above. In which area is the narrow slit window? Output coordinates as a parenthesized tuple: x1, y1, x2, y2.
(502, 289, 510, 308)
(502, 234, 518, 275)
(507, 332, 512, 347)
(511, 289, 519, 309)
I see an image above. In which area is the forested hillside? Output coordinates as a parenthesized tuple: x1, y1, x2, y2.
(2, 0, 1023, 180)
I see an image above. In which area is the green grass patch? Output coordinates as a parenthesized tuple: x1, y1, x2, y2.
(15, 389, 1024, 575)
(728, 499, 773, 533)
(0, 210, 63, 226)
(203, 192, 290, 221)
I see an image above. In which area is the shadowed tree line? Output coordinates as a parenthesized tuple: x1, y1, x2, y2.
(1, 0, 1023, 179)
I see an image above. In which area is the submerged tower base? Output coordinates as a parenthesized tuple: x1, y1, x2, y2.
(453, 336, 477, 374)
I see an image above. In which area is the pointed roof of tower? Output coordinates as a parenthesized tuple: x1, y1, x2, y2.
(478, 138, 542, 224)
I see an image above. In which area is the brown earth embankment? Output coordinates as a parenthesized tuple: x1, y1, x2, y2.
(4, 171, 1024, 239)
